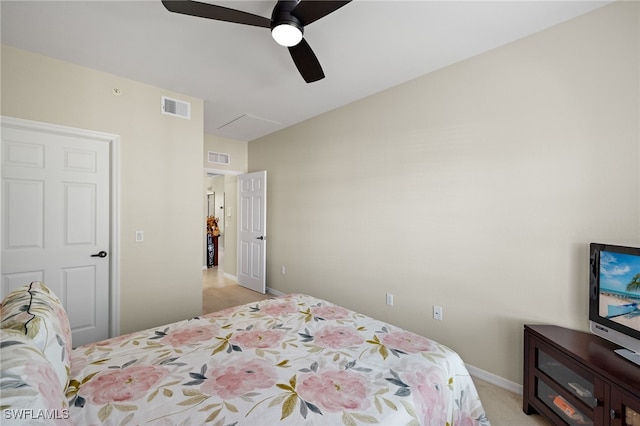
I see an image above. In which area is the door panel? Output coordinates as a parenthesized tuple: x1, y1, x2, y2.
(1, 121, 111, 346)
(4, 178, 44, 249)
(63, 265, 97, 330)
(238, 171, 266, 294)
(65, 183, 96, 245)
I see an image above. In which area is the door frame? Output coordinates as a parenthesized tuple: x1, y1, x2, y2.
(203, 167, 243, 279)
(1, 116, 121, 338)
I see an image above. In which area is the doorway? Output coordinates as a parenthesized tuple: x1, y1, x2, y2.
(206, 174, 225, 268)
(202, 171, 234, 285)
(202, 169, 268, 313)
(206, 175, 226, 268)
(202, 169, 242, 280)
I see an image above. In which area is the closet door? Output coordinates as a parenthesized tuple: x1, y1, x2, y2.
(2, 118, 113, 346)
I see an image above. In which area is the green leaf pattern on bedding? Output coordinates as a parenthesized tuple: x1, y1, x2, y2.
(68, 294, 490, 425)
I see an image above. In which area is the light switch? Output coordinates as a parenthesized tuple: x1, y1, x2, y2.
(135, 230, 144, 242)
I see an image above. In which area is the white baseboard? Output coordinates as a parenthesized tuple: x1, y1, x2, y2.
(223, 272, 237, 281)
(465, 363, 523, 395)
(266, 287, 286, 297)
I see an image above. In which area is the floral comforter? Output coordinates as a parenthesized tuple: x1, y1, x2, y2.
(68, 294, 490, 425)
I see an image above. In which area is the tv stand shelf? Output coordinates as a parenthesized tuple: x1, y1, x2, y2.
(524, 324, 640, 426)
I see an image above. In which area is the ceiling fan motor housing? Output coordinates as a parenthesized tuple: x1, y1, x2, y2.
(271, 1, 304, 46)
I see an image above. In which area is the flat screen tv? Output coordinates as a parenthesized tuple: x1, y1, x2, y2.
(589, 243, 640, 366)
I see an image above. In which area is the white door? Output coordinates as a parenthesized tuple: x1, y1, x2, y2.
(1, 119, 111, 346)
(238, 171, 266, 294)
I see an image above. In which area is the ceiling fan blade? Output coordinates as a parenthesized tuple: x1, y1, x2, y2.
(292, 1, 351, 26)
(288, 38, 325, 83)
(161, 0, 270, 28)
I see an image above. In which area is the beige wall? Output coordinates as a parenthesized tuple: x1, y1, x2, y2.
(203, 134, 247, 277)
(249, 1, 639, 385)
(1, 46, 205, 334)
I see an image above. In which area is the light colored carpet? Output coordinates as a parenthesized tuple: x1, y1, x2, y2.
(203, 283, 270, 314)
(473, 378, 549, 425)
(202, 264, 270, 314)
(202, 268, 550, 426)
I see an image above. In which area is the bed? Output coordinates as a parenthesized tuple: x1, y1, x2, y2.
(1, 282, 490, 425)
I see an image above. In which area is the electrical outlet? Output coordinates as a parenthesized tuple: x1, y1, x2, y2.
(433, 305, 443, 320)
(386, 293, 394, 306)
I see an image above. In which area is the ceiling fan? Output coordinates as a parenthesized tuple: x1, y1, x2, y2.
(161, 0, 352, 83)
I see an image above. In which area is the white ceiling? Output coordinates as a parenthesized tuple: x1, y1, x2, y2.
(1, 0, 611, 141)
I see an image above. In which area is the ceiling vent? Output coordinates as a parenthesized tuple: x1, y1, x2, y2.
(208, 151, 230, 165)
(161, 96, 191, 119)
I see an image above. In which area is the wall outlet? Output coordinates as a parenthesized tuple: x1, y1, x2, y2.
(433, 305, 443, 320)
(386, 293, 394, 306)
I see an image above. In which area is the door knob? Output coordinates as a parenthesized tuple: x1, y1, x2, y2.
(91, 251, 108, 258)
(256, 236, 265, 240)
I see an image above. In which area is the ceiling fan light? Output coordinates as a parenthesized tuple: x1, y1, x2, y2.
(271, 23, 303, 47)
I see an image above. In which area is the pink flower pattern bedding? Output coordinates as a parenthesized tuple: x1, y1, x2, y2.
(67, 294, 490, 425)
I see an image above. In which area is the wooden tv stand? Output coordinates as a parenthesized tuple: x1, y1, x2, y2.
(524, 324, 640, 426)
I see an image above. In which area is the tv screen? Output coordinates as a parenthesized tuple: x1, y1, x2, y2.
(589, 243, 640, 365)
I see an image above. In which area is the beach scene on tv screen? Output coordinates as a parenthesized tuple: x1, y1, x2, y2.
(599, 251, 640, 330)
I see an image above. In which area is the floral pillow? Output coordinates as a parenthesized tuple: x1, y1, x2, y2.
(0, 282, 72, 390)
(0, 329, 71, 425)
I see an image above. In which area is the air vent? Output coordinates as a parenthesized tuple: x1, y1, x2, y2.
(208, 151, 230, 165)
(161, 96, 191, 119)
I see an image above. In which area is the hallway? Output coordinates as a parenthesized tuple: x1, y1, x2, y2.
(202, 251, 270, 314)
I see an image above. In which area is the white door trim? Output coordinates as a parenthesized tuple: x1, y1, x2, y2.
(0, 116, 121, 338)
(204, 167, 243, 176)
